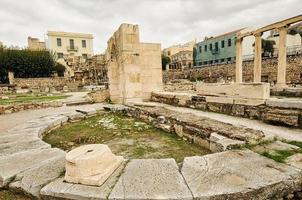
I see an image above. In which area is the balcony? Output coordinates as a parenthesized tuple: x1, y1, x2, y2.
(67, 46, 78, 52)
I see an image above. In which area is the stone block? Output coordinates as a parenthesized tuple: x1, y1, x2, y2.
(233, 98, 265, 106)
(181, 150, 302, 200)
(0, 148, 65, 188)
(206, 96, 234, 104)
(266, 98, 302, 109)
(196, 82, 270, 99)
(65, 144, 123, 186)
(286, 153, 302, 169)
(9, 153, 65, 198)
(209, 133, 245, 152)
(0, 139, 50, 157)
(41, 161, 126, 200)
(75, 107, 97, 116)
(109, 159, 193, 200)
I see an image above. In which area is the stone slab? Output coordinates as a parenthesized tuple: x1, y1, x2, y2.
(285, 153, 302, 169)
(266, 98, 302, 109)
(41, 161, 126, 200)
(181, 150, 302, 200)
(0, 139, 50, 157)
(109, 159, 193, 200)
(0, 132, 40, 144)
(0, 148, 65, 188)
(252, 141, 300, 154)
(61, 111, 86, 122)
(9, 153, 65, 198)
(233, 98, 265, 106)
(205, 96, 234, 104)
(209, 133, 245, 152)
(76, 107, 97, 116)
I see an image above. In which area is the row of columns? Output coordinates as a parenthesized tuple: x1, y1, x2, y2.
(235, 26, 288, 88)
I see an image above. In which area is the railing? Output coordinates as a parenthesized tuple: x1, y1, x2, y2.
(67, 46, 78, 51)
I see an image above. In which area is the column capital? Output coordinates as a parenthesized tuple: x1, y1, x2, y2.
(254, 32, 263, 37)
(278, 25, 289, 31)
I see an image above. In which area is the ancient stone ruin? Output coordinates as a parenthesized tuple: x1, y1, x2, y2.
(105, 24, 163, 104)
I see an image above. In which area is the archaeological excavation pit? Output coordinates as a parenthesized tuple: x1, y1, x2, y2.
(43, 110, 210, 163)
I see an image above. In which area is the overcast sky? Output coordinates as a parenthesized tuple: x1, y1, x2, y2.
(0, 0, 301, 53)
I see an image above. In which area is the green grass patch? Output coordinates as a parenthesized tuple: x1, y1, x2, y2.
(0, 94, 69, 105)
(261, 150, 295, 163)
(285, 140, 302, 149)
(44, 112, 210, 163)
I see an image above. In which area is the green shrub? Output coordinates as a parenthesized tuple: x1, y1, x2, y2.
(0, 48, 57, 81)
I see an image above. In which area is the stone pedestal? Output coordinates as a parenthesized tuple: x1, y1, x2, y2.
(65, 144, 123, 186)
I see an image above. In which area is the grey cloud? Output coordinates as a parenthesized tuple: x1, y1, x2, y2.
(0, 0, 301, 53)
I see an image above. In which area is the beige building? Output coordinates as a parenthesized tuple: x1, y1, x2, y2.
(46, 31, 94, 60)
(27, 37, 46, 50)
(163, 40, 195, 57)
(169, 50, 193, 70)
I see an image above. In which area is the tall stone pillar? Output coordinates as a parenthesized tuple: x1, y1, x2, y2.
(276, 26, 287, 88)
(235, 37, 243, 83)
(8, 71, 14, 85)
(253, 33, 262, 83)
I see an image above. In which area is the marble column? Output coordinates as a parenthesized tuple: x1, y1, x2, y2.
(235, 37, 243, 83)
(276, 26, 287, 88)
(254, 33, 262, 83)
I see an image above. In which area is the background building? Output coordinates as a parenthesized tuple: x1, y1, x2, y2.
(195, 29, 241, 66)
(194, 28, 255, 67)
(46, 31, 93, 60)
(169, 50, 193, 70)
(163, 40, 195, 70)
(27, 37, 46, 50)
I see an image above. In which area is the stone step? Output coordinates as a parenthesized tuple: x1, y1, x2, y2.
(108, 159, 193, 200)
(0, 139, 50, 157)
(133, 102, 302, 142)
(65, 100, 93, 106)
(40, 161, 126, 200)
(9, 154, 65, 199)
(127, 102, 264, 143)
(181, 150, 302, 199)
(0, 148, 65, 188)
(0, 132, 40, 144)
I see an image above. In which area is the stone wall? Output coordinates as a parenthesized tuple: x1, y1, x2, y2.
(14, 77, 79, 92)
(151, 92, 302, 128)
(0, 101, 63, 115)
(88, 89, 110, 103)
(163, 55, 302, 85)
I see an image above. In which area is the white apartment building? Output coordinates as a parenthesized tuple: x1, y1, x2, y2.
(46, 31, 94, 61)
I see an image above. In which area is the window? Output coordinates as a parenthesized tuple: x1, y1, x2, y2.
(57, 52, 63, 59)
(215, 59, 219, 63)
(204, 61, 208, 65)
(198, 62, 202, 65)
(199, 46, 202, 53)
(221, 40, 225, 48)
(69, 39, 74, 49)
(227, 57, 232, 62)
(228, 39, 232, 47)
(82, 54, 88, 60)
(209, 44, 212, 51)
(57, 38, 62, 47)
(220, 58, 225, 63)
(215, 42, 218, 51)
(204, 45, 207, 52)
(82, 40, 86, 48)
(209, 60, 213, 64)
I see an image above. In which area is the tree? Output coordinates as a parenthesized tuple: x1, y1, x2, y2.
(0, 48, 57, 80)
(55, 63, 66, 77)
(161, 54, 171, 70)
(253, 39, 276, 57)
